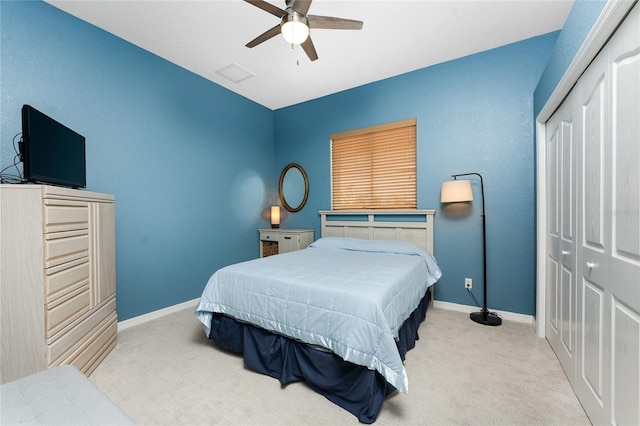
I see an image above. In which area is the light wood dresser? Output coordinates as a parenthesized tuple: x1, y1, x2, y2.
(0, 185, 117, 384)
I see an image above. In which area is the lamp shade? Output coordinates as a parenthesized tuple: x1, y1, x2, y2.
(441, 179, 473, 203)
(281, 12, 309, 44)
(270, 206, 281, 228)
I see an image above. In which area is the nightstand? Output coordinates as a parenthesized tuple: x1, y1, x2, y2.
(258, 228, 314, 257)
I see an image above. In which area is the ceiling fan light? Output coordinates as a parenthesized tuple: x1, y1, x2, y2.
(281, 12, 309, 45)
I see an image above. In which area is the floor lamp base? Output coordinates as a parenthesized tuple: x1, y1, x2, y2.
(470, 310, 502, 326)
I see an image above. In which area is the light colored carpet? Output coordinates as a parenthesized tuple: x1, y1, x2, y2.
(90, 305, 590, 425)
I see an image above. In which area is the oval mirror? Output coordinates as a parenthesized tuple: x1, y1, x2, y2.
(279, 163, 309, 212)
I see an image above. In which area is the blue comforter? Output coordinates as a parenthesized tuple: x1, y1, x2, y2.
(195, 237, 442, 393)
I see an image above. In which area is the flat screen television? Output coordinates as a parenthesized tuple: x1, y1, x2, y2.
(21, 104, 86, 188)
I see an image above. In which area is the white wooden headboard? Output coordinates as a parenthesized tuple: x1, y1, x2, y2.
(319, 210, 436, 255)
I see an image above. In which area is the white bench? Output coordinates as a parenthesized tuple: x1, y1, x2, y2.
(0, 366, 134, 425)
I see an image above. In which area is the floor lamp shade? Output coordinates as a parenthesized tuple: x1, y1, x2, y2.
(441, 173, 501, 326)
(441, 179, 473, 203)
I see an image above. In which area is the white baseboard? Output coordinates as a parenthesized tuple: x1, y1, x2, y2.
(118, 298, 200, 331)
(118, 297, 537, 332)
(433, 300, 536, 327)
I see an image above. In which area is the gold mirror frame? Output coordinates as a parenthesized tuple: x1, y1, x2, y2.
(279, 163, 309, 213)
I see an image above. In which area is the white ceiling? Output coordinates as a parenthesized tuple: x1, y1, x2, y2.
(46, 0, 574, 110)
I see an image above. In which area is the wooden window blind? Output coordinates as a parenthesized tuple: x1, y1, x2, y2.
(330, 118, 417, 210)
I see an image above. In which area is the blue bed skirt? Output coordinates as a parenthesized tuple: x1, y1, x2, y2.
(207, 290, 431, 424)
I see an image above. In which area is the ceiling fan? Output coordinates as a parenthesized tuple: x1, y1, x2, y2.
(244, 0, 363, 62)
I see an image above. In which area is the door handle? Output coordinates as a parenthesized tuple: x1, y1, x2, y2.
(562, 250, 570, 256)
(586, 262, 597, 269)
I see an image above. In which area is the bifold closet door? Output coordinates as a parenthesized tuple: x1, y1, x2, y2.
(605, 7, 640, 423)
(575, 5, 639, 425)
(545, 93, 578, 385)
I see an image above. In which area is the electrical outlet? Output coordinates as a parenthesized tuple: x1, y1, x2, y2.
(465, 278, 472, 289)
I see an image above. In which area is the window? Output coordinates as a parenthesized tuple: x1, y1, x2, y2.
(330, 118, 416, 210)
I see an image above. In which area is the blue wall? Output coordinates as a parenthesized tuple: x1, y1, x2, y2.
(0, 1, 275, 320)
(1, 0, 609, 320)
(534, 0, 607, 115)
(274, 34, 559, 316)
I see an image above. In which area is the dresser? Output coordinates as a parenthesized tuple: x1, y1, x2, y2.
(259, 228, 314, 257)
(0, 185, 117, 384)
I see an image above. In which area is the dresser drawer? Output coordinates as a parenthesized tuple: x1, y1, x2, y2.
(45, 285, 90, 338)
(259, 231, 280, 241)
(44, 230, 89, 269)
(47, 297, 116, 365)
(44, 200, 88, 233)
(45, 259, 90, 302)
(64, 313, 117, 376)
(262, 240, 279, 257)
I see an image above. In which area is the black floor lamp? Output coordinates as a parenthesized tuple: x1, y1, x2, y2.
(441, 172, 502, 326)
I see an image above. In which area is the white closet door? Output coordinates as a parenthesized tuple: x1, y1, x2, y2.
(575, 5, 639, 425)
(575, 42, 610, 426)
(606, 6, 639, 424)
(545, 91, 578, 384)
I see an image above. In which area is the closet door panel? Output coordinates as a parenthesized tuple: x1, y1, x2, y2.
(581, 279, 604, 403)
(547, 123, 560, 333)
(582, 78, 605, 252)
(609, 19, 640, 307)
(608, 7, 640, 424)
(612, 54, 639, 260)
(548, 259, 559, 330)
(612, 301, 639, 425)
(577, 6, 639, 425)
(577, 46, 610, 426)
(546, 95, 577, 383)
(560, 266, 575, 354)
(560, 119, 576, 358)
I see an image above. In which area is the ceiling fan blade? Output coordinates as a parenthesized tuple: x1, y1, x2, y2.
(301, 37, 318, 62)
(291, 0, 312, 16)
(244, 0, 286, 18)
(308, 15, 363, 30)
(246, 24, 282, 48)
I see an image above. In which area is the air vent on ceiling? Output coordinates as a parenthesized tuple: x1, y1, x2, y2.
(216, 63, 255, 83)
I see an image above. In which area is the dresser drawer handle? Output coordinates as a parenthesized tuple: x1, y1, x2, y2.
(284, 236, 292, 240)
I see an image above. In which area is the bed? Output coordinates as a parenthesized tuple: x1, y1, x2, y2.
(195, 210, 440, 423)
